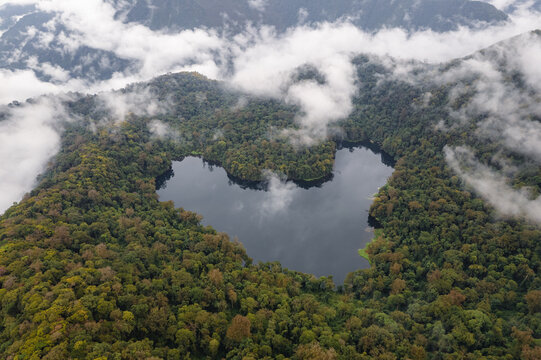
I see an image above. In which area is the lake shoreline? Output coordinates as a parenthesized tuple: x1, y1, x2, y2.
(156, 139, 396, 191)
(157, 146, 394, 284)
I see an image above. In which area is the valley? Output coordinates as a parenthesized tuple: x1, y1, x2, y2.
(0, 1, 540, 359)
(157, 146, 394, 284)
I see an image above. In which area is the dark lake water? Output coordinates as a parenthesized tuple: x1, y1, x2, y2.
(157, 146, 394, 284)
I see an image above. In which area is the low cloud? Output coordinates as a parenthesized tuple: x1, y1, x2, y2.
(0, 97, 70, 213)
(37, 0, 225, 80)
(431, 31, 541, 163)
(4, 1, 540, 129)
(247, 0, 267, 12)
(97, 86, 170, 124)
(148, 119, 181, 141)
(445, 146, 541, 223)
(485, 0, 540, 12)
(0, 0, 35, 6)
(0, 69, 70, 104)
(486, 0, 517, 10)
(229, 24, 359, 143)
(1, 0, 541, 215)
(423, 30, 541, 224)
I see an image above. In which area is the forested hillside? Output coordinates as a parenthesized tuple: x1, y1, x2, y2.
(123, 0, 507, 33)
(0, 0, 507, 84)
(0, 34, 540, 359)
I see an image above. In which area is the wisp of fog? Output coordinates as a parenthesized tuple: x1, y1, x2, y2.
(0, 0, 541, 221)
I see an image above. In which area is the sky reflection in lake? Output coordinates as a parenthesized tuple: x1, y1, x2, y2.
(158, 146, 394, 284)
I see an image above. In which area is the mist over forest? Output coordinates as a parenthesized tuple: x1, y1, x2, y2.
(0, 1, 540, 359)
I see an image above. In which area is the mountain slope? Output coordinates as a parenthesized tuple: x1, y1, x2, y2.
(0, 0, 508, 86)
(0, 31, 540, 358)
(123, 0, 508, 33)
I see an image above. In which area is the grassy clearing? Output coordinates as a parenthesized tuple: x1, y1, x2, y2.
(358, 228, 383, 263)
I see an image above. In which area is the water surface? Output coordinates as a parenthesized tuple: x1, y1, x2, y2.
(158, 146, 393, 284)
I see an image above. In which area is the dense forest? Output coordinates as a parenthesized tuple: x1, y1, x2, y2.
(0, 37, 540, 359)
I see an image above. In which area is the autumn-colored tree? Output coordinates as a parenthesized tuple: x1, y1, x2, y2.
(525, 290, 541, 314)
(226, 315, 251, 342)
(295, 342, 337, 360)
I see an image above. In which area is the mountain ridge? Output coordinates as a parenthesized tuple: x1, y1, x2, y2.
(0, 0, 509, 85)
(0, 30, 539, 358)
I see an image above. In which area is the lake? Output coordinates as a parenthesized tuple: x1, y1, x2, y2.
(157, 145, 394, 284)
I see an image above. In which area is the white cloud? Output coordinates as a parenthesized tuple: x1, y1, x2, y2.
(7, 0, 539, 98)
(427, 31, 541, 164)
(26, 56, 71, 82)
(225, 12, 539, 142)
(485, 0, 538, 11)
(98, 86, 168, 123)
(0, 98, 69, 213)
(0, 69, 69, 104)
(3, 1, 540, 117)
(1, 0, 541, 215)
(0, 0, 36, 7)
(247, 0, 267, 12)
(298, 8, 309, 24)
(422, 29, 541, 224)
(229, 24, 359, 142)
(148, 119, 181, 141)
(485, 0, 519, 10)
(36, 0, 225, 79)
(445, 146, 541, 224)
